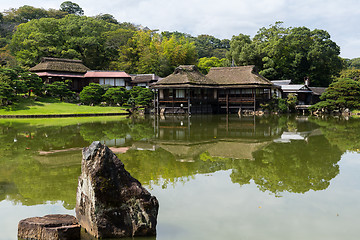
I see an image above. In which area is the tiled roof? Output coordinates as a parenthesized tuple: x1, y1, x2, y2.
(281, 85, 312, 92)
(84, 71, 131, 78)
(131, 74, 159, 83)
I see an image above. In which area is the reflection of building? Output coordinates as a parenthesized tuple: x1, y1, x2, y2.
(156, 140, 269, 162)
(273, 129, 323, 143)
(151, 115, 282, 161)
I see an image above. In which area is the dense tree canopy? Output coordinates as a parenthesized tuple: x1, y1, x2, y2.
(9, 15, 120, 69)
(2, 5, 67, 23)
(112, 30, 198, 77)
(227, 22, 343, 86)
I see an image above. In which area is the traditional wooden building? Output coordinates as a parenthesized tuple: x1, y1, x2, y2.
(151, 65, 279, 114)
(84, 71, 132, 90)
(130, 74, 160, 88)
(29, 57, 90, 92)
(271, 80, 326, 105)
(207, 66, 280, 113)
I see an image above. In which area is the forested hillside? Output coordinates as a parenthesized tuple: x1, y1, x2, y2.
(0, 1, 358, 86)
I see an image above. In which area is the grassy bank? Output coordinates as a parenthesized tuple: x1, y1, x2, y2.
(0, 97, 128, 116)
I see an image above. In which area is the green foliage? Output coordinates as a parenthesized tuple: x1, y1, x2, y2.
(286, 93, 297, 112)
(197, 56, 230, 74)
(128, 86, 154, 106)
(60, 1, 84, 16)
(339, 68, 360, 80)
(45, 80, 75, 101)
(102, 87, 129, 106)
(260, 94, 297, 113)
(9, 15, 120, 69)
(113, 31, 198, 77)
(79, 83, 105, 105)
(194, 34, 230, 59)
(227, 22, 343, 86)
(310, 78, 360, 111)
(2, 5, 48, 23)
(0, 82, 15, 105)
(2, 5, 67, 23)
(0, 67, 44, 98)
(345, 57, 360, 69)
(17, 71, 44, 96)
(94, 14, 118, 24)
(277, 98, 288, 113)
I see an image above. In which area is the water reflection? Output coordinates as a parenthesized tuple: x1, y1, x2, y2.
(0, 115, 353, 208)
(124, 115, 342, 196)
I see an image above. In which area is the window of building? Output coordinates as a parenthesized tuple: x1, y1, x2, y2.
(115, 78, 125, 86)
(104, 78, 114, 85)
(242, 89, 253, 94)
(176, 89, 185, 98)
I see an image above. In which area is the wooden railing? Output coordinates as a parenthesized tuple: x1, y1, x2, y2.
(218, 97, 255, 103)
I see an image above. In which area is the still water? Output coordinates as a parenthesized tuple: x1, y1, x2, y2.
(0, 115, 359, 240)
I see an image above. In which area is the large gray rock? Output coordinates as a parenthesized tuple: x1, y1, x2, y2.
(76, 141, 159, 238)
(18, 214, 80, 240)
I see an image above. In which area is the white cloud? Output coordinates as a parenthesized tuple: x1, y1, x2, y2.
(0, 0, 359, 58)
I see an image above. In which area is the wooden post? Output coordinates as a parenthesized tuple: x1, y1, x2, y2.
(253, 89, 256, 111)
(187, 89, 191, 115)
(156, 89, 160, 114)
(172, 89, 174, 113)
(226, 90, 229, 114)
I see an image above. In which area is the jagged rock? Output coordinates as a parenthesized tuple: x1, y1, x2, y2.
(18, 214, 80, 240)
(76, 141, 159, 238)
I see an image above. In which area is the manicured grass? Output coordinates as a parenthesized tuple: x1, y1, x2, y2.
(0, 97, 128, 116)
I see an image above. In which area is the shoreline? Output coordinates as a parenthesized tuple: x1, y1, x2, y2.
(0, 112, 130, 118)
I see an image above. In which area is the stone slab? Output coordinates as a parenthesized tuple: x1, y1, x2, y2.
(18, 214, 80, 240)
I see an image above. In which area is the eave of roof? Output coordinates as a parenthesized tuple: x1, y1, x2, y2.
(35, 71, 85, 78)
(84, 71, 131, 78)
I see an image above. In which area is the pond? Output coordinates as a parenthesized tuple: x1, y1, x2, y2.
(0, 114, 359, 240)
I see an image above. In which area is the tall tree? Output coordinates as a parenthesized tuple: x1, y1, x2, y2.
(94, 14, 118, 24)
(60, 1, 84, 16)
(227, 22, 343, 86)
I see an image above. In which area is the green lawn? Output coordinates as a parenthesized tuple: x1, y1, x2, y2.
(0, 97, 129, 116)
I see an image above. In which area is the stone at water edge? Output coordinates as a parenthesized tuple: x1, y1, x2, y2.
(76, 141, 159, 238)
(17, 214, 80, 240)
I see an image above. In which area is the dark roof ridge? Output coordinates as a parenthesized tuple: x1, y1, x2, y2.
(41, 57, 83, 64)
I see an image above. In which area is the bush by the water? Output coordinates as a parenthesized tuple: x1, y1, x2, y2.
(79, 84, 154, 107)
(310, 78, 360, 112)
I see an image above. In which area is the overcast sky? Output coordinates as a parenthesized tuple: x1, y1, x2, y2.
(1, 0, 360, 59)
